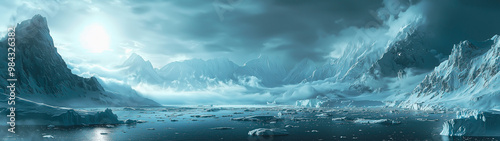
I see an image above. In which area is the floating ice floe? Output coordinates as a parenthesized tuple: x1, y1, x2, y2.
(42, 135, 54, 139)
(190, 114, 216, 118)
(248, 128, 289, 136)
(416, 118, 439, 122)
(210, 127, 235, 130)
(291, 117, 314, 121)
(315, 113, 333, 117)
(231, 116, 282, 122)
(123, 119, 138, 124)
(440, 110, 500, 136)
(332, 117, 347, 121)
(353, 118, 401, 125)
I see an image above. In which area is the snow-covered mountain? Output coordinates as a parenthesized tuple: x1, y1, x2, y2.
(119, 53, 163, 85)
(158, 58, 239, 89)
(282, 58, 317, 84)
(401, 35, 500, 111)
(0, 15, 159, 107)
(235, 56, 287, 87)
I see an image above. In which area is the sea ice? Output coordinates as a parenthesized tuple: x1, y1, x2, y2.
(210, 127, 235, 130)
(231, 116, 281, 122)
(248, 128, 289, 136)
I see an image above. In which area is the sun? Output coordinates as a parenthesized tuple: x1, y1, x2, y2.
(80, 23, 110, 53)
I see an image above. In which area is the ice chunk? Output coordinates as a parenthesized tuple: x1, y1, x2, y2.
(248, 128, 289, 136)
(210, 127, 234, 130)
(56, 108, 120, 126)
(354, 118, 401, 125)
(231, 116, 281, 122)
(332, 117, 347, 121)
(124, 119, 138, 124)
(315, 113, 332, 117)
(190, 114, 216, 118)
(42, 135, 55, 139)
(440, 112, 500, 136)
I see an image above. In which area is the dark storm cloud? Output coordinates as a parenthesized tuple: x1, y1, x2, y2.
(138, 0, 387, 66)
(4, 0, 499, 69)
(419, 0, 500, 55)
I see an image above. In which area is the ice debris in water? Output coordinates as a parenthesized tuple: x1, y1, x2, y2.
(248, 128, 289, 136)
(231, 115, 281, 122)
(42, 135, 55, 139)
(353, 118, 401, 125)
(210, 127, 235, 130)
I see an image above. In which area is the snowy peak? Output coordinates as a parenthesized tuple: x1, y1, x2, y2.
(122, 53, 152, 68)
(120, 53, 162, 84)
(448, 41, 487, 70)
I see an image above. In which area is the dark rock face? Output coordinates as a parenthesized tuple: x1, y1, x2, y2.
(370, 29, 439, 78)
(6, 14, 103, 95)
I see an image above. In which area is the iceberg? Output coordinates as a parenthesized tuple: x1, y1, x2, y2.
(440, 110, 500, 136)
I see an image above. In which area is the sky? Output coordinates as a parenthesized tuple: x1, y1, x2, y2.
(1, 0, 500, 70)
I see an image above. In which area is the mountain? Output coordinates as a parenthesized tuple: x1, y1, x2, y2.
(0, 15, 159, 107)
(119, 53, 163, 85)
(283, 58, 317, 84)
(369, 28, 439, 78)
(234, 56, 287, 87)
(401, 35, 500, 111)
(158, 58, 239, 90)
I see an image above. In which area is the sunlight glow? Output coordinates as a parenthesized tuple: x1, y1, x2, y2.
(80, 23, 110, 53)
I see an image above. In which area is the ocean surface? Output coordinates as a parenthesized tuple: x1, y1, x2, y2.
(1, 106, 499, 141)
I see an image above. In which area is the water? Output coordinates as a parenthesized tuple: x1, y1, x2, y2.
(1, 106, 499, 141)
